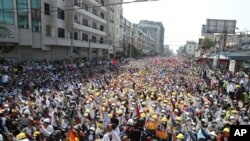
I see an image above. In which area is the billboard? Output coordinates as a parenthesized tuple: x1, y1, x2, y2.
(205, 19, 236, 34)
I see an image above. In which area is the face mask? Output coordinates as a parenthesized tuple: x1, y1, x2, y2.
(89, 131, 94, 134)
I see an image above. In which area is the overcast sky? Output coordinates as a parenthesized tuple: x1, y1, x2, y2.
(123, 0, 250, 53)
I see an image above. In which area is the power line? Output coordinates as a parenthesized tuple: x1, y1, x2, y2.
(1, 0, 161, 13)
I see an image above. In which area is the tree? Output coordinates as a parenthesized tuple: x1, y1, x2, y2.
(201, 36, 216, 50)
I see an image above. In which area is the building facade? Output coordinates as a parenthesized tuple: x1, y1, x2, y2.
(121, 17, 134, 56)
(138, 20, 164, 54)
(107, 0, 123, 54)
(0, 0, 110, 61)
(133, 24, 155, 55)
(184, 41, 198, 55)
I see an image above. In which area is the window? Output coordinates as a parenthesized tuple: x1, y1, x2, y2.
(100, 13, 104, 19)
(46, 25, 51, 36)
(31, 9, 41, 19)
(92, 36, 96, 43)
(57, 8, 65, 20)
(100, 37, 104, 44)
(92, 22, 97, 29)
(74, 0, 79, 6)
(74, 32, 78, 40)
(100, 25, 104, 31)
(82, 18, 88, 26)
(32, 20, 41, 32)
(58, 28, 65, 38)
(74, 15, 79, 24)
(17, 0, 29, 28)
(0, 0, 14, 24)
(44, 3, 50, 15)
(31, 0, 41, 32)
(82, 33, 88, 41)
(0, 26, 14, 38)
(81, 2, 88, 11)
(92, 8, 98, 16)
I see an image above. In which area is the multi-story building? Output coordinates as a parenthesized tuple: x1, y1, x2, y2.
(0, 0, 110, 61)
(184, 41, 198, 55)
(108, 0, 123, 54)
(138, 20, 164, 54)
(133, 24, 155, 54)
(121, 17, 134, 56)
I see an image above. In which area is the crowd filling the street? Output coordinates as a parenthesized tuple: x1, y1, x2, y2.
(0, 57, 249, 141)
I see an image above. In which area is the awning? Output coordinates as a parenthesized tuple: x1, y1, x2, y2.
(229, 56, 250, 61)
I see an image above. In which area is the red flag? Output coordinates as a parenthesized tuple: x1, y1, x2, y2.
(168, 57, 172, 64)
(112, 59, 118, 65)
(154, 58, 159, 65)
(69, 128, 76, 141)
(161, 58, 165, 66)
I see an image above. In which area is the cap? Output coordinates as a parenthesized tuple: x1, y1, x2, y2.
(223, 128, 230, 133)
(16, 132, 26, 140)
(127, 119, 134, 125)
(176, 133, 184, 139)
(43, 118, 50, 123)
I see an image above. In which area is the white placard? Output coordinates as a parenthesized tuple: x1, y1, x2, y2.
(229, 60, 236, 72)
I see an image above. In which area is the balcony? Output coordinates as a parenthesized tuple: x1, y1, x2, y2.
(74, 6, 106, 24)
(73, 23, 107, 36)
(89, 0, 107, 12)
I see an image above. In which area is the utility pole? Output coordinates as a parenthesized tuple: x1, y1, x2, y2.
(89, 39, 92, 62)
(129, 44, 132, 58)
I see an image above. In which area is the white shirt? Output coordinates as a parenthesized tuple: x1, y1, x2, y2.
(102, 131, 121, 141)
(228, 83, 235, 93)
(40, 125, 54, 137)
(2, 74, 9, 83)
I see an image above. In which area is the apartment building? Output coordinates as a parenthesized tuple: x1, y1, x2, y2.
(133, 24, 156, 54)
(0, 0, 109, 61)
(184, 41, 198, 55)
(139, 20, 165, 54)
(121, 18, 134, 55)
(107, 0, 123, 54)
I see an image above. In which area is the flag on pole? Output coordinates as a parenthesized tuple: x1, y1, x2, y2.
(69, 128, 76, 141)
(136, 100, 142, 118)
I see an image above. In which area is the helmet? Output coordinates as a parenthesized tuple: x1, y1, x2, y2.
(23, 110, 30, 115)
(90, 127, 95, 131)
(176, 116, 182, 121)
(223, 128, 230, 133)
(86, 109, 90, 113)
(16, 132, 26, 140)
(177, 133, 184, 139)
(33, 131, 40, 137)
(43, 118, 50, 123)
(161, 117, 168, 122)
(108, 114, 113, 118)
(127, 119, 134, 125)
(141, 113, 146, 118)
(152, 115, 158, 119)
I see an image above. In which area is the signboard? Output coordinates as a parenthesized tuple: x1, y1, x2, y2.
(213, 57, 217, 67)
(229, 60, 236, 72)
(203, 19, 236, 34)
(108, 47, 113, 54)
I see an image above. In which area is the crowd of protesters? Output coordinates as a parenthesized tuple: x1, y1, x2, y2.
(0, 57, 249, 141)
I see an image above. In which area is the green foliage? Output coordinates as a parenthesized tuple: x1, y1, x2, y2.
(201, 36, 216, 50)
(126, 45, 143, 57)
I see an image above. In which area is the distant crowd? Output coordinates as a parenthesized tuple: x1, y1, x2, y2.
(0, 57, 249, 141)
